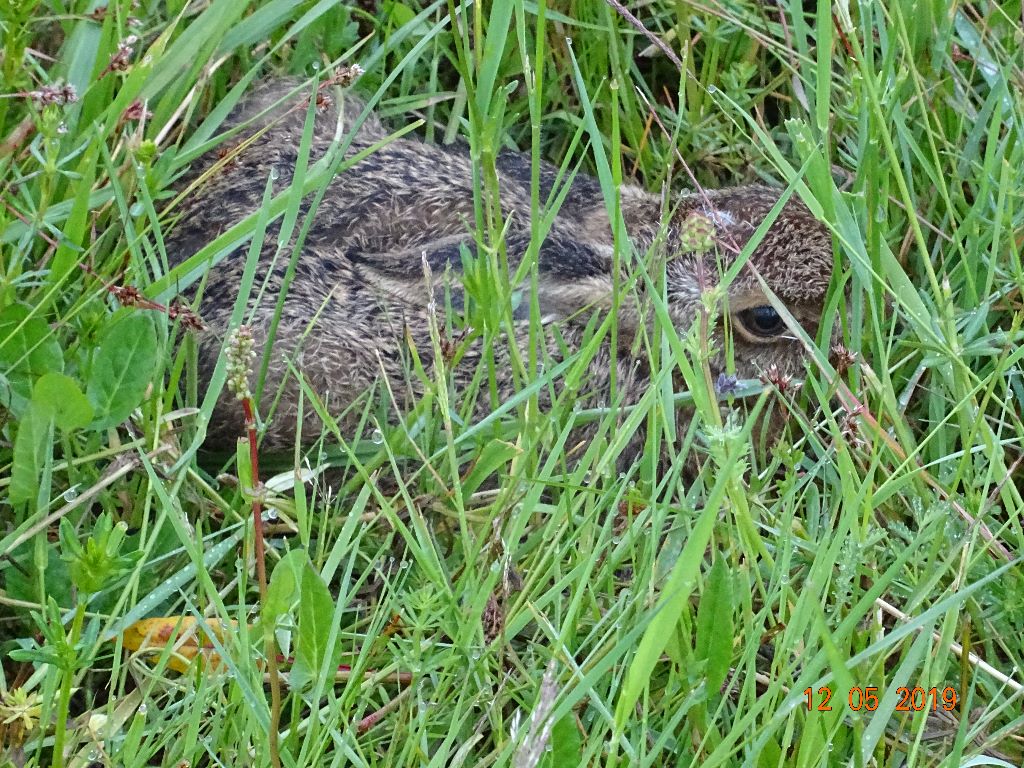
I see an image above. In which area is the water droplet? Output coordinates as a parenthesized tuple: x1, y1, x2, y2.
(87, 751, 99, 761)
(269, 166, 280, 180)
(129, 202, 145, 217)
(371, 428, 384, 444)
(266, 509, 278, 521)
(583, 471, 592, 483)
(142, 54, 153, 65)
(62, 486, 79, 501)
(57, 122, 68, 135)
(707, 84, 718, 94)
(310, 62, 320, 71)
(138, 703, 147, 715)
(399, 560, 410, 569)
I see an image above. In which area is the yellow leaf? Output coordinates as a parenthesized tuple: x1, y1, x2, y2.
(120, 616, 240, 673)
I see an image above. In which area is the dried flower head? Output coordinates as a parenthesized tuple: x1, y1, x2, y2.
(168, 302, 205, 332)
(122, 99, 151, 122)
(330, 63, 365, 88)
(760, 363, 796, 394)
(839, 404, 866, 450)
(103, 35, 139, 77)
(830, 343, 856, 375)
(28, 82, 78, 108)
(110, 284, 143, 307)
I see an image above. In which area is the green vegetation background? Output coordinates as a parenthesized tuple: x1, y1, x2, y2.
(1, 0, 1022, 766)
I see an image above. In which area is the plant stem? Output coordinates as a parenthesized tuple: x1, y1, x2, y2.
(242, 397, 282, 768)
(51, 599, 85, 768)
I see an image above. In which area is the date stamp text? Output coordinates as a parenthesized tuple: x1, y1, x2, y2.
(804, 686, 958, 712)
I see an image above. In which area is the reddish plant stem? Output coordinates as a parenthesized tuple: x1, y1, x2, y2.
(356, 684, 415, 734)
(242, 397, 282, 768)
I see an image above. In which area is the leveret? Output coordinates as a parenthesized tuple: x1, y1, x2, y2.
(166, 80, 835, 454)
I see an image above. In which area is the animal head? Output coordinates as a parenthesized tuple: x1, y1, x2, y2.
(658, 185, 836, 381)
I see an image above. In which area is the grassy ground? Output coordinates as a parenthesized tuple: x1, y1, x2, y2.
(2, 0, 1023, 766)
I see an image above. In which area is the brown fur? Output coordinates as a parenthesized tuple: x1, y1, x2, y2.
(166, 81, 836, 456)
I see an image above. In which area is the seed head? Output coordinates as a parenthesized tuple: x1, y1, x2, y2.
(226, 326, 257, 400)
(679, 211, 717, 254)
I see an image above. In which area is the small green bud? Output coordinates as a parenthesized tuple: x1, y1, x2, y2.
(134, 139, 158, 165)
(59, 512, 141, 594)
(679, 212, 717, 254)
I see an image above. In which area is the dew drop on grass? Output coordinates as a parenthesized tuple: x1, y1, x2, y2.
(310, 61, 320, 72)
(129, 202, 145, 217)
(371, 428, 384, 444)
(62, 485, 79, 501)
(707, 84, 718, 94)
(266, 509, 278, 521)
(269, 166, 280, 181)
(137, 703, 147, 715)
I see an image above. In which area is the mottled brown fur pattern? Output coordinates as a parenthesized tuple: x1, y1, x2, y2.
(167, 80, 835, 455)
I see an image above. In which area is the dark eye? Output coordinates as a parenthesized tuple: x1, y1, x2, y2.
(736, 306, 786, 338)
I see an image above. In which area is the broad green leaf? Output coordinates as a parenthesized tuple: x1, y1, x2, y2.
(288, 560, 339, 691)
(694, 553, 734, 696)
(87, 312, 159, 431)
(33, 372, 93, 431)
(10, 405, 53, 506)
(264, 549, 308, 627)
(2, 539, 72, 608)
(0, 305, 64, 405)
(542, 713, 582, 768)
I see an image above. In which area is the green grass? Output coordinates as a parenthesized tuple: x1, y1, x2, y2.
(2, 0, 1023, 766)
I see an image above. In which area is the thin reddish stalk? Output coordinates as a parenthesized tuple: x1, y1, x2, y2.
(242, 397, 282, 768)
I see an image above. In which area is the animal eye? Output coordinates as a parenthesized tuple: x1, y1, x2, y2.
(736, 306, 786, 338)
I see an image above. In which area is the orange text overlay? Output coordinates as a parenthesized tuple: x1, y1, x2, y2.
(804, 686, 958, 712)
